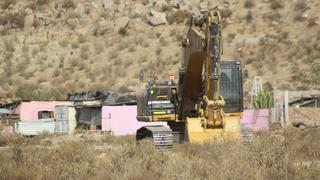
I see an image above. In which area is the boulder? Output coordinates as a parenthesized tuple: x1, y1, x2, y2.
(154, 0, 169, 12)
(134, 3, 149, 17)
(169, 0, 181, 9)
(102, 0, 117, 11)
(114, 16, 129, 32)
(24, 14, 35, 28)
(66, 18, 79, 29)
(146, 9, 167, 26)
(97, 20, 112, 35)
(200, 2, 208, 12)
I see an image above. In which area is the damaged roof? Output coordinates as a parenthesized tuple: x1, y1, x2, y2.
(68, 90, 136, 106)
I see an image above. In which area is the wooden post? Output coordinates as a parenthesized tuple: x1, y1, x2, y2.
(284, 90, 289, 127)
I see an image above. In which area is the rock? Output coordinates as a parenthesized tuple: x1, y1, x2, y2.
(271, 21, 279, 26)
(169, 0, 181, 9)
(97, 20, 112, 35)
(154, 0, 169, 12)
(146, 9, 167, 26)
(114, 16, 129, 32)
(66, 18, 79, 29)
(96, 153, 107, 160)
(200, 2, 208, 12)
(134, 3, 149, 17)
(102, 0, 117, 11)
(24, 14, 35, 28)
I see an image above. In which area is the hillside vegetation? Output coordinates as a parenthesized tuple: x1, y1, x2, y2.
(0, 0, 319, 103)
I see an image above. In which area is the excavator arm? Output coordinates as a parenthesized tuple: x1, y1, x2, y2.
(179, 10, 241, 142)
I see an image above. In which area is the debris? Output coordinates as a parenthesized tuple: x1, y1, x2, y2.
(146, 9, 167, 26)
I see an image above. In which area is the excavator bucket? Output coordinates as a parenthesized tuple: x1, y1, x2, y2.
(186, 116, 241, 143)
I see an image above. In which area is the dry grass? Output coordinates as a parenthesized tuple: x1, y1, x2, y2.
(0, 128, 319, 179)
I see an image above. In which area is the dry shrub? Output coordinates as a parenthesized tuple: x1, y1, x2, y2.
(77, 34, 87, 44)
(270, 0, 283, 9)
(71, 42, 79, 49)
(128, 45, 136, 52)
(1, 11, 26, 29)
(156, 47, 162, 55)
(118, 27, 128, 36)
(119, 85, 131, 93)
(0, 0, 16, 9)
(161, 4, 172, 12)
(294, 0, 308, 11)
(59, 39, 69, 47)
(220, 8, 232, 19)
(80, 51, 89, 60)
(159, 37, 168, 46)
(4, 38, 15, 52)
(307, 17, 318, 27)
(62, 0, 75, 9)
(244, 0, 255, 8)
(294, 13, 306, 22)
(0, 134, 24, 147)
(167, 10, 189, 24)
(141, 0, 148, 5)
(36, 0, 49, 6)
(246, 11, 253, 23)
(263, 11, 282, 22)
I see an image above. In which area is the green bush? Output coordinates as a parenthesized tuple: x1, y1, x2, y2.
(15, 84, 60, 100)
(253, 91, 273, 109)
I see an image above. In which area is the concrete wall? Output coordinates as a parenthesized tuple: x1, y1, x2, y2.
(15, 119, 56, 135)
(14, 101, 73, 121)
(102, 105, 167, 136)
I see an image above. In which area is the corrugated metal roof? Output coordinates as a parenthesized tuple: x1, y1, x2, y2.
(0, 108, 10, 114)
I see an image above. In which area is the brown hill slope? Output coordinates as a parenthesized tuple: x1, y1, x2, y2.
(0, 0, 319, 102)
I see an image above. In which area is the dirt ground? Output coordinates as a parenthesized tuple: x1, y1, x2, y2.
(0, 127, 319, 180)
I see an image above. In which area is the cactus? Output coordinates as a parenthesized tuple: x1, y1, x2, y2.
(253, 91, 273, 109)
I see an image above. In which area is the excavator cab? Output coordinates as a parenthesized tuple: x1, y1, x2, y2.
(136, 80, 177, 122)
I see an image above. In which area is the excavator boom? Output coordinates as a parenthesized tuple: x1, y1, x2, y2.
(136, 10, 243, 147)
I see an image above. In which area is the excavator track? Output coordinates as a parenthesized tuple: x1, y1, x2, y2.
(136, 125, 173, 149)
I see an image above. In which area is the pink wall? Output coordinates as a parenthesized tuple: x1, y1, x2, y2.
(15, 101, 73, 121)
(241, 109, 269, 131)
(102, 106, 167, 136)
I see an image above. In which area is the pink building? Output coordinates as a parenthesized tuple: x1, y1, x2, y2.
(4, 101, 73, 121)
(241, 109, 270, 131)
(102, 105, 167, 136)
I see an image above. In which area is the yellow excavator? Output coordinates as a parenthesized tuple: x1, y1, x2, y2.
(136, 10, 243, 148)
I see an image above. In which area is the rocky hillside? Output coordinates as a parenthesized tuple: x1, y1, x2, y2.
(0, 0, 319, 103)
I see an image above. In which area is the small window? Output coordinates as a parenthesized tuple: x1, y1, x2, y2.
(38, 111, 54, 119)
